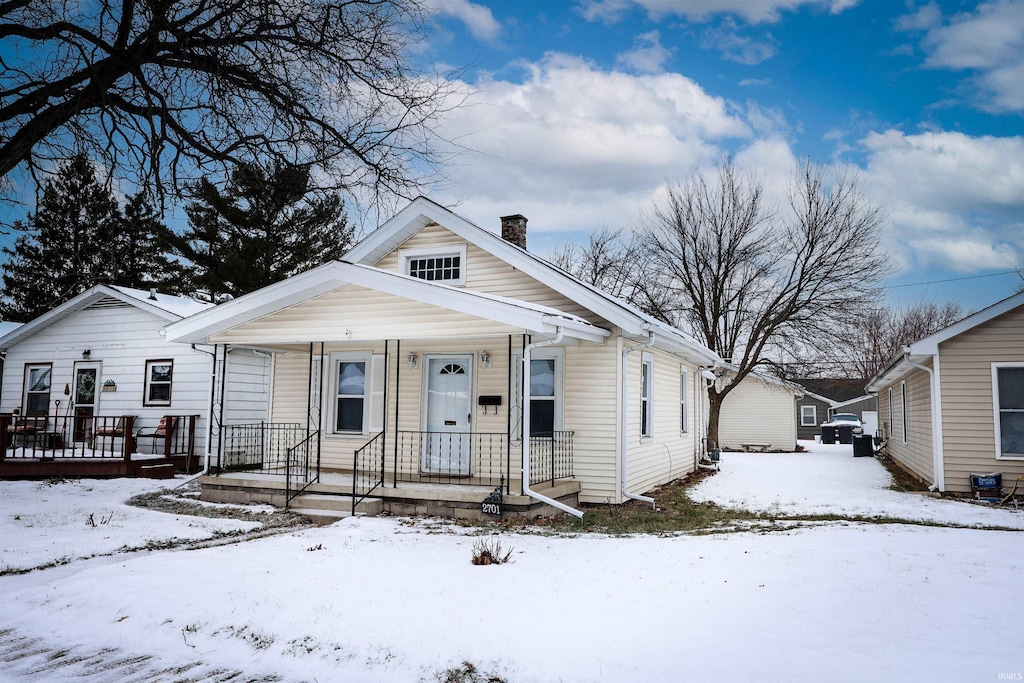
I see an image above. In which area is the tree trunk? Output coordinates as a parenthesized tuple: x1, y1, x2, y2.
(706, 387, 724, 450)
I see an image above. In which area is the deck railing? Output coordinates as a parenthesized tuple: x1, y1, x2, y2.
(285, 430, 319, 507)
(0, 413, 200, 463)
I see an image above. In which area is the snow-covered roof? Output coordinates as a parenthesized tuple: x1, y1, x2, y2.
(345, 197, 722, 366)
(109, 286, 212, 319)
(164, 260, 611, 345)
(0, 284, 210, 350)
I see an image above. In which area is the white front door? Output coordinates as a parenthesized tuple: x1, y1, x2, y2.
(423, 356, 472, 475)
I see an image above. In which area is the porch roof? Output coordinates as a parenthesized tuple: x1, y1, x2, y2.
(164, 261, 611, 345)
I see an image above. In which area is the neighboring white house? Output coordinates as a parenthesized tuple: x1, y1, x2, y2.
(165, 197, 724, 517)
(0, 285, 271, 476)
(717, 370, 803, 451)
(867, 290, 1024, 494)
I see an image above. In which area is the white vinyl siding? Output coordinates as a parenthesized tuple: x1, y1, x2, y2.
(717, 375, 798, 451)
(877, 367, 933, 485)
(800, 404, 817, 427)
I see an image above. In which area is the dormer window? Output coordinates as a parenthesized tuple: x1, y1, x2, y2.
(401, 245, 467, 286)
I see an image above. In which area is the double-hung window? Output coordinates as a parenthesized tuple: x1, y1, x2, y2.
(641, 353, 654, 438)
(144, 360, 173, 406)
(510, 348, 563, 440)
(800, 404, 817, 427)
(993, 364, 1024, 459)
(24, 364, 52, 415)
(901, 381, 908, 443)
(334, 356, 369, 433)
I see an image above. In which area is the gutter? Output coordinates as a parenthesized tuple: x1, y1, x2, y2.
(522, 328, 584, 518)
(904, 351, 945, 492)
(621, 331, 657, 505)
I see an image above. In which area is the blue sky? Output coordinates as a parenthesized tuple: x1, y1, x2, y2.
(416, 0, 1024, 312)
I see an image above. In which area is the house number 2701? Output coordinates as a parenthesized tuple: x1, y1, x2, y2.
(481, 502, 501, 515)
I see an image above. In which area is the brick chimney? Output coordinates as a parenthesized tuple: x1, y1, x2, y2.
(500, 214, 528, 250)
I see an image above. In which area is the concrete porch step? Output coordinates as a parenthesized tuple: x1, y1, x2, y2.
(289, 493, 384, 519)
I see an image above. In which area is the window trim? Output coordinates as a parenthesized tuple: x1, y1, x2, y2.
(328, 351, 372, 436)
(400, 244, 467, 286)
(641, 352, 654, 439)
(888, 387, 893, 440)
(23, 363, 53, 416)
(510, 347, 563, 442)
(143, 359, 174, 407)
(992, 362, 1024, 460)
(680, 367, 689, 434)
(901, 381, 908, 444)
(800, 404, 817, 427)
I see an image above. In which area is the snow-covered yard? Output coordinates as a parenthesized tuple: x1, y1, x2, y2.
(1, 449, 1022, 682)
(689, 440, 1024, 529)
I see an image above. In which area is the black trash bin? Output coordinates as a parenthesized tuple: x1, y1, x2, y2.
(820, 426, 837, 444)
(853, 434, 874, 457)
(838, 425, 854, 444)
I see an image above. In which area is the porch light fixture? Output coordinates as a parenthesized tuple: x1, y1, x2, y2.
(408, 353, 418, 369)
(480, 351, 491, 369)
(82, 349, 91, 359)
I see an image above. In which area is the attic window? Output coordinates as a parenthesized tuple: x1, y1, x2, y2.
(401, 245, 467, 285)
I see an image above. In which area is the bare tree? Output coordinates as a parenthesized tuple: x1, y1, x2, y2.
(0, 0, 455, 207)
(641, 159, 888, 447)
(846, 301, 963, 380)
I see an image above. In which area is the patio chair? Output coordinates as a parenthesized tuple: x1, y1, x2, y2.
(135, 416, 178, 456)
(6, 414, 48, 448)
(92, 416, 136, 452)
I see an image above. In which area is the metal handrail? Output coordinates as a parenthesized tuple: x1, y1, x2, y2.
(353, 431, 386, 515)
(285, 430, 319, 508)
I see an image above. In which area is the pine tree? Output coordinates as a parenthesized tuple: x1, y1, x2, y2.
(0, 155, 121, 321)
(0, 155, 180, 321)
(163, 162, 353, 302)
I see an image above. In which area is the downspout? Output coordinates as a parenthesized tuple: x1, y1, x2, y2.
(174, 343, 217, 488)
(905, 352, 945, 492)
(695, 369, 718, 470)
(522, 328, 583, 518)
(621, 331, 656, 505)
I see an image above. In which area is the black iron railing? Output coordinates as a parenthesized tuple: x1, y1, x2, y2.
(394, 430, 510, 492)
(352, 431, 385, 514)
(529, 431, 575, 487)
(285, 430, 319, 507)
(217, 422, 304, 473)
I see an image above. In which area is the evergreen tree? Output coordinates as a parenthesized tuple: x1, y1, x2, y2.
(1, 155, 121, 321)
(0, 155, 180, 321)
(164, 162, 353, 302)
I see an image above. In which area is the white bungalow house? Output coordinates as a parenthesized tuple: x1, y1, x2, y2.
(866, 290, 1024, 495)
(165, 197, 723, 518)
(0, 285, 271, 478)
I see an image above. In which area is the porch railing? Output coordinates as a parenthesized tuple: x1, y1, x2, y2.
(285, 430, 319, 507)
(393, 430, 510, 492)
(217, 422, 305, 473)
(529, 431, 575, 488)
(353, 431, 386, 514)
(0, 413, 200, 463)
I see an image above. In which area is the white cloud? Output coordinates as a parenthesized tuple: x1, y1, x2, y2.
(701, 19, 778, 64)
(433, 53, 755, 233)
(616, 31, 674, 73)
(426, 0, 501, 42)
(579, 0, 859, 25)
(893, 3, 941, 32)
(860, 129, 1024, 272)
(738, 77, 774, 87)
(901, 0, 1024, 113)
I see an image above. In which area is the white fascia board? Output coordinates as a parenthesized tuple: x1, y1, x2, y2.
(866, 354, 932, 392)
(0, 284, 181, 350)
(831, 394, 875, 410)
(165, 261, 610, 345)
(345, 197, 712, 354)
(909, 290, 1024, 355)
(800, 390, 839, 407)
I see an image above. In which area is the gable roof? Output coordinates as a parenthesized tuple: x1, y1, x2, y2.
(0, 285, 211, 350)
(796, 377, 868, 403)
(164, 260, 611, 345)
(345, 197, 721, 365)
(831, 394, 876, 410)
(867, 289, 1024, 391)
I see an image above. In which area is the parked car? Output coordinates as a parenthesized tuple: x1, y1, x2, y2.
(822, 413, 864, 434)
